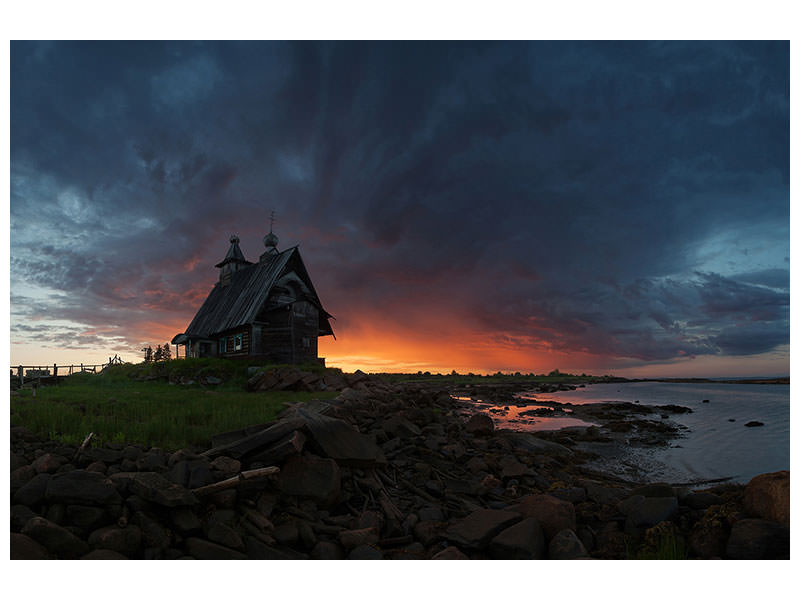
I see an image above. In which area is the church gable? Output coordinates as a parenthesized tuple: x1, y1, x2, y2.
(173, 227, 334, 363)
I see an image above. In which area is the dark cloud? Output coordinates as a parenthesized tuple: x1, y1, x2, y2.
(9, 41, 789, 370)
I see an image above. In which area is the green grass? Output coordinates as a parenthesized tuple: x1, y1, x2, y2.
(11, 372, 336, 451)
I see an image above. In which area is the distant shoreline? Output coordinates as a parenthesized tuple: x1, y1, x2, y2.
(630, 377, 789, 385)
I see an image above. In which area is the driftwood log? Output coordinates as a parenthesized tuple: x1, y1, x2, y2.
(192, 466, 280, 496)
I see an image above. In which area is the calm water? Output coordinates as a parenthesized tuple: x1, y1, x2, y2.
(547, 382, 790, 485)
(458, 382, 789, 485)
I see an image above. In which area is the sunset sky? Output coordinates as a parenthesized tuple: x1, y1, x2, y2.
(9, 40, 789, 376)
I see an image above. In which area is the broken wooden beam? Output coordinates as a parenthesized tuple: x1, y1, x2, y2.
(192, 466, 280, 496)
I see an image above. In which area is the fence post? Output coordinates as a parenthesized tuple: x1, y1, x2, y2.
(54, 363, 58, 377)
(18, 365, 23, 387)
(80, 363, 83, 373)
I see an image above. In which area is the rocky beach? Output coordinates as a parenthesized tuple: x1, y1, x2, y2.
(10, 368, 790, 559)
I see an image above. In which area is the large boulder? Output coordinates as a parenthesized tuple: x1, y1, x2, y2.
(445, 509, 521, 550)
(10, 533, 50, 559)
(488, 517, 546, 559)
(465, 414, 494, 435)
(45, 470, 122, 506)
(22, 516, 90, 559)
(726, 518, 789, 559)
(278, 453, 341, 506)
(296, 408, 385, 467)
(88, 525, 143, 557)
(548, 529, 588, 559)
(184, 537, 247, 559)
(31, 453, 68, 474)
(512, 494, 576, 540)
(743, 471, 789, 526)
(13, 473, 51, 507)
(625, 496, 678, 529)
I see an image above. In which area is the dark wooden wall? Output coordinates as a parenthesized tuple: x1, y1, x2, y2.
(254, 300, 319, 364)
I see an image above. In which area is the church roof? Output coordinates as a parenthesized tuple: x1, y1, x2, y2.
(182, 246, 333, 340)
(214, 235, 251, 268)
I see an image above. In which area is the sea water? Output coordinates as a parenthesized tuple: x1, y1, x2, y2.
(541, 382, 790, 485)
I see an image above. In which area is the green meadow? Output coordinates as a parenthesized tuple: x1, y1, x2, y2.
(10, 360, 337, 451)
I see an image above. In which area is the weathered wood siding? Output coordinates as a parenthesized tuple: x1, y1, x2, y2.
(255, 301, 319, 363)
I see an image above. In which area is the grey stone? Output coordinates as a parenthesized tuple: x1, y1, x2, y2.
(81, 447, 123, 464)
(348, 544, 383, 559)
(127, 472, 198, 507)
(134, 511, 172, 549)
(13, 473, 51, 506)
(512, 494, 576, 540)
(45, 470, 122, 506)
(88, 524, 143, 557)
(684, 492, 723, 510)
(85, 461, 107, 474)
(10, 533, 50, 559)
(209, 456, 241, 479)
(11, 465, 37, 495)
(81, 549, 129, 559)
(185, 537, 247, 559)
(578, 480, 627, 505)
(338, 527, 379, 549)
(67, 505, 108, 532)
(500, 431, 573, 456)
(630, 483, 675, 498)
(431, 546, 469, 559)
(465, 413, 494, 435)
(726, 518, 789, 559)
(446, 509, 521, 550)
(136, 449, 167, 471)
(382, 416, 422, 438)
(418, 506, 445, 522)
(246, 429, 306, 466)
(32, 453, 67, 474)
(296, 407, 386, 466)
(205, 519, 245, 551)
(10, 451, 28, 471)
(273, 521, 300, 545)
(499, 456, 530, 479)
(22, 516, 90, 559)
(618, 494, 645, 515)
(489, 517, 546, 559)
(548, 529, 588, 559)
(170, 508, 202, 533)
(550, 486, 587, 504)
(311, 541, 345, 559)
(626, 496, 679, 529)
(46, 503, 67, 525)
(10, 504, 38, 532)
(278, 453, 341, 506)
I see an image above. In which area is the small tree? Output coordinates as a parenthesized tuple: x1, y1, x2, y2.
(153, 344, 164, 362)
(161, 343, 172, 361)
(142, 346, 153, 363)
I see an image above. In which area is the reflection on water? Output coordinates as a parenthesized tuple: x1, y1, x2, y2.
(454, 395, 599, 432)
(456, 382, 789, 485)
(553, 382, 789, 485)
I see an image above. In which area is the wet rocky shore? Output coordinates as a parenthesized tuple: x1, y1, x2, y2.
(10, 370, 790, 559)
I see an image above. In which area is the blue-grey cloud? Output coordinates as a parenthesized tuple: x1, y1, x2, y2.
(10, 41, 789, 368)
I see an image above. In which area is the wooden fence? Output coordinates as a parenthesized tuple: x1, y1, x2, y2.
(10, 355, 125, 387)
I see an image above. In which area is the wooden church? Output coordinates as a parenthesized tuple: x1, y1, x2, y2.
(171, 227, 334, 364)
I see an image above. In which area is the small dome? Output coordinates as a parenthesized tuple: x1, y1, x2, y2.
(263, 231, 279, 248)
(230, 234, 240, 244)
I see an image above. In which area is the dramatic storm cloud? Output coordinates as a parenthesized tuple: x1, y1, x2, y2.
(10, 41, 789, 375)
